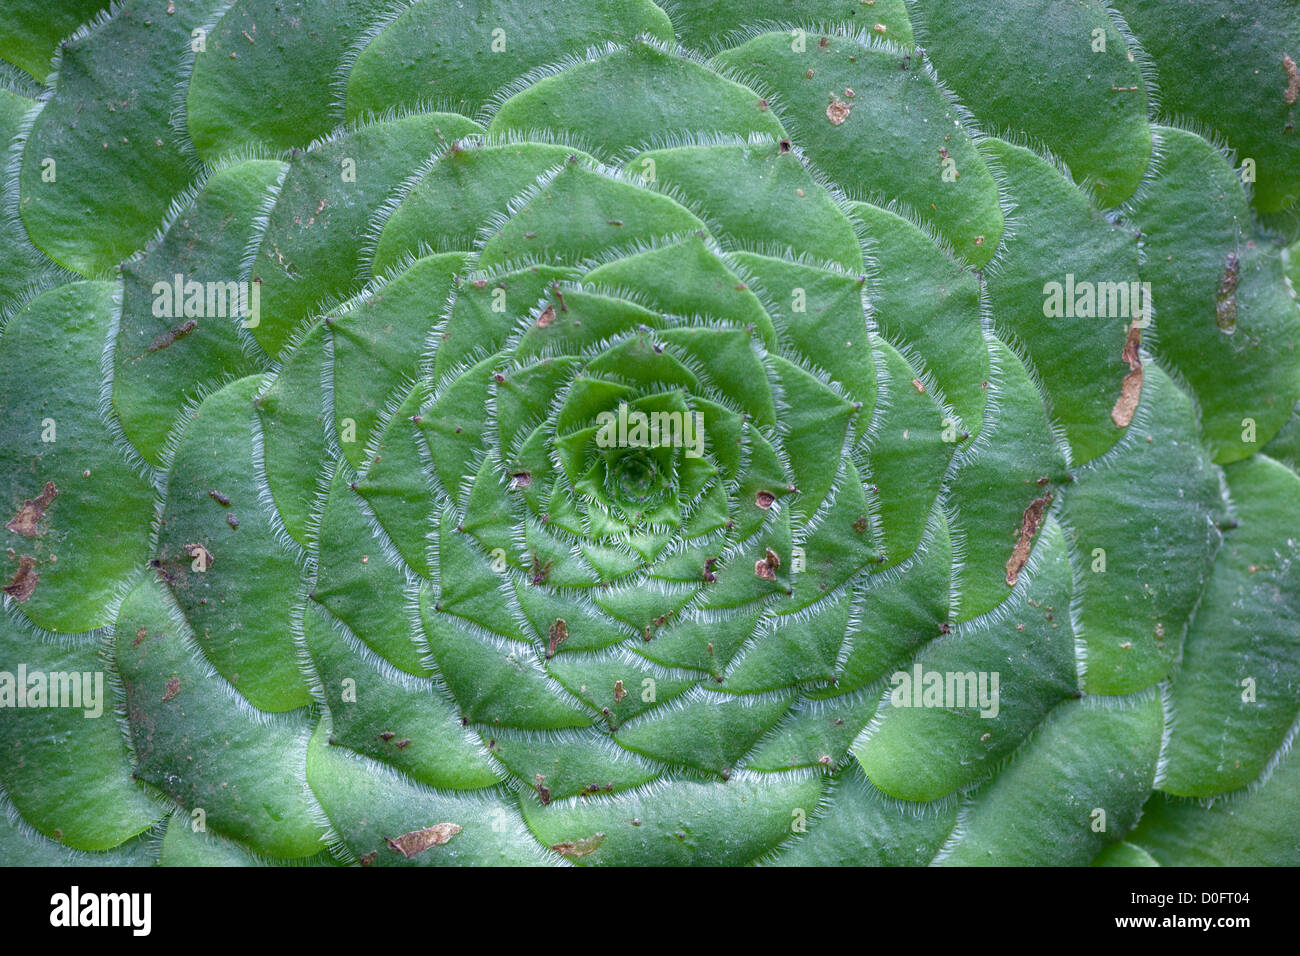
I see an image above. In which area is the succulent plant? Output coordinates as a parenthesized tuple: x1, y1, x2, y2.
(1, 0, 1298, 868)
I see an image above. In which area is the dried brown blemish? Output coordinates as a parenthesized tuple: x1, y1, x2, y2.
(1284, 54, 1299, 105)
(702, 556, 718, 583)
(3, 555, 38, 602)
(146, 319, 198, 353)
(1215, 252, 1240, 332)
(1005, 493, 1053, 587)
(510, 471, 531, 489)
(613, 680, 627, 703)
(7, 482, 57, 538)
(225, 513, 240, 529)
(755, 490, 775, 509)
(386, 823, 461, 858)
(395, 739, 411, 749)
(530, 554, 552, 586)
(755, 548, 781, 581)
(551, 832, 606, 858)
(536, 304, 556, 328)
(1110, 321, 1144, 428)
(549, 283, 568, 313)
(873, 23, 887, 34)
(208, 490, 230, 506)
(852, 515, 869, 534)
(546, 618, 568, 658)
(911, 378, 926, 394)
(359, 851, 377, 866)
(379, 731, 395, 742)
(134, 626, 147, 647)
(162, 677, 180, 702)
(766, 548, 781, 571)
(826, 96, 852, 126)
(535, 775, 551, 805)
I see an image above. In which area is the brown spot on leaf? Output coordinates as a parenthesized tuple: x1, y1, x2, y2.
(826, 97, 852, 125)
(162, 677, 180, 702)
(1005, 494, 1053, 587)
(359, 851, 377, 866)
(225, 513, 240, 529)
(134, 626, 147, 647)
(208, 490, 230, 506)
(3, 555, 38, 602)
(911, 378, 926, 394)
(765, 548, 781, 571)
(852, 516, 869, 534)
(613, 680, 626, 703)
(7, 482, 57, 538)
(1110, 321, 1143, 428)
(386, 823, 461, 858)
(146, 319, 198, 353)
(546, 618, 568, 658)
(536, 304, 556, 328)
(1215, 252, 1240, 332)
(755, 548, 781, 581)
(1285, 54, 1299, 105)
(551, 832, 606, 858)
(755, 490, 775, 509)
